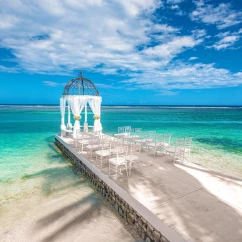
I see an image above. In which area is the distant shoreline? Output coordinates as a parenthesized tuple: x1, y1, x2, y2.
(1, 104, 242, 108)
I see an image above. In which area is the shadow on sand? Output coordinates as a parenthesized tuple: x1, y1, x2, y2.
(21, 142, 140, 242)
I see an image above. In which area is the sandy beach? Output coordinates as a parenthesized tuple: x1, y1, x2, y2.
(0, 152, 140, 242)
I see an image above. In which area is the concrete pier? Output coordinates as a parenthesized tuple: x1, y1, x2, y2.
(55, 134, 242, 242)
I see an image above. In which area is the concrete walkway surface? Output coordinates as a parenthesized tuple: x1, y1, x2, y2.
(62, 136, 242, 242)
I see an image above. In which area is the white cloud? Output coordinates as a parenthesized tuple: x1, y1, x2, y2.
(0, 14, 19, 30)
(169, 4, 185, 16)
(123, 62, 242, 91)
(156, 90, 179, 96)
(189, 57, 198, 61)
(0, 0, 241, 93)
(0, 65, 19, 73)
(191, 1, 242, 29)
(151, 24, 179, 33)
(167, 0, 183, 4)
(213, 35, 239, 50)
(118, 0, 161, 16)
(210, 30, 242, 50)
(171, 5, 179, 10)
(42, 81, 65, 87)
(0, 0, 194, 77)
(192, 29, 206, 38)
(0, 0, 162, 75)
(143, 36, 197, 62)
(95, 83, 121, 89)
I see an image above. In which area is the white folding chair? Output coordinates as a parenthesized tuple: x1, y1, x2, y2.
(72, 130, 81, 148)
(109, 146, 129, 179)
(114, 126, 125, 138)
(135, 128, 142, 134)
(165, 138, 185, 162)
(95, 143, 112, 170)
(77, 137, 90, 153)
(118, 126, 125, 133)
(124, 126, 132, 134)
(85, 136, 101, 158)
(184, 137, 193, 157)
(124, 144, 142, 176)
(135, 131, 147, 143)
(141, 131, 156, 150)
(160, 133, 171, 148)
(147, 134, 164, 158)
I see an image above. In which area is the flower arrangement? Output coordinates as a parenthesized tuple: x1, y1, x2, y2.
(74, 115, 81, 120)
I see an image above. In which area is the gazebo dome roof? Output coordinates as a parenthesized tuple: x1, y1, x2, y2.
(62, 72, 99, 96)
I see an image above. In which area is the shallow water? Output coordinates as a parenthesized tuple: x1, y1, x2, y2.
(0, 105, 142, 241)
(102, 106, 242, 178)
(0, 105, 242, 183)
(0, 105, 242, 241)
(0, 105, 241, 242)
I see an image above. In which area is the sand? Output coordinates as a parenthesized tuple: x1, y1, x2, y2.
(0, 165, 140, 242)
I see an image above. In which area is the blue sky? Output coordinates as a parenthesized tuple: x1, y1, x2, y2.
(0, 0, 242, 105)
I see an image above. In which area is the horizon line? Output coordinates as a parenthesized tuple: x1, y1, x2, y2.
(1, 104, 242, 107)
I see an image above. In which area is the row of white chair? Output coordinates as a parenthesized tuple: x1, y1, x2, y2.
(114, 127, 193, 161)
(73, 132, 141, 179)
(73, 128, 193, 179)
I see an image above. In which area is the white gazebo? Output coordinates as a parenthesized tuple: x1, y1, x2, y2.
(60, 73, 102, 138)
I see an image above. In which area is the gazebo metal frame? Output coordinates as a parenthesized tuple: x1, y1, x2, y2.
(60, 72, 102, 136)
(63, 72, 99, 96)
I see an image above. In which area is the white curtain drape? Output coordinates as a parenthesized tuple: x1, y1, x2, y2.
(67, 104, 72, 129)
(88, 98, 102, 132)
(68, 97, 86, 138)
(60, 98, 66, 130)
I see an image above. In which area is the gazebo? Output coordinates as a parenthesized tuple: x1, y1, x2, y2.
(60, 72, 102, 138)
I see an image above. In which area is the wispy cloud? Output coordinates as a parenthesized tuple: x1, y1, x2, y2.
(213, 35, 239, 50)
(167, 0, 183, 4)
(191, 1, 242, 29)
(42, 81, 65, 87)
(143, 36, 199, 64)
(189, 56, 198, 61)
(167, 0, 184, 15)
(95, 83, 121, 89)
(156, 90, 179, 96)
(171, 5, 179, 10)
(0, 65, 19, 73)
(123, 61, 242, 91)
(209, 29, 242, 50)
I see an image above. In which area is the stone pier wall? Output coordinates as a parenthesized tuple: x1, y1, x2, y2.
(55, 137, 180, 242)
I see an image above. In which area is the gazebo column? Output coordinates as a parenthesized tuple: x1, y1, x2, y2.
(88, 97, 102, 133)
(68, 97, 86, 138)
(85, 103, 87, 122)
(67, 104, 72, 129)
(60, 97, 66, 137)
(84, 102, 88, 132)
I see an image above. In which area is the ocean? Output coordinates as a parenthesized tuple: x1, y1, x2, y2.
(0, 105, 242, 240)
(1, 105, 242, 185)
(0, 104, 143, 241)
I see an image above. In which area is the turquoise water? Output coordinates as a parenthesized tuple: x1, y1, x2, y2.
(0, 105, 242, 184)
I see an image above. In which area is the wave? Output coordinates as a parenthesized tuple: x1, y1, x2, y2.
(0, 105, 59, 109)
(1, 104, 242, 110)
(101, 105, 242, 110)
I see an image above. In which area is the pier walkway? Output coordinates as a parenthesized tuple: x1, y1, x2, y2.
(56, 134, 242, 242)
